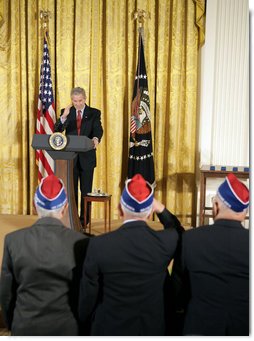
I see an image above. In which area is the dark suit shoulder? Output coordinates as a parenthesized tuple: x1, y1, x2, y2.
(62, 227, 88, 241)
(183, 221, 248, 246)
(185, 224, 210, 233)
(88, 222, 179, 246)
(182, 224, 214, 241)
(85, 105, 100, 111)
(85, 105, 101, 115)
(155, 227, 179, 247)
(5, 219, 87, 243)
(4, 225, 32, 240)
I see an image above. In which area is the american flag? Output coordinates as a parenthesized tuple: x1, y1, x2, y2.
(130, 116, 137, 134)
(36, 31, 56, 181)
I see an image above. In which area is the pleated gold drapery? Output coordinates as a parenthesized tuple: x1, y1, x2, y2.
(0, 0, 205, 227)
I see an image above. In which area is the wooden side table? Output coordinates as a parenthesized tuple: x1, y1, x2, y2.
(199, 166, 249, 226)
(84, 195, 112, 234)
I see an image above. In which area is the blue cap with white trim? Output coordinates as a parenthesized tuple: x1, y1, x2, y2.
(121, 174, 154, 213)
(217, 173, 249, 212)
(34, 174, 67, 210)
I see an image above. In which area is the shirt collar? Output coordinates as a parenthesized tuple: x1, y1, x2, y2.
(76, 105, 86, 115)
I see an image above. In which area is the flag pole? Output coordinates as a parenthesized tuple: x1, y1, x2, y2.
(36, 10, 56, 181)
(40, 10, 51, 41)
(40, 10, 50, 29)
(133, 9, 151, 39)
(38, 10, 50, 119)
(128, 9, 155, 187)
(132, 9, 148, 143)
(133, 9, 148, 27)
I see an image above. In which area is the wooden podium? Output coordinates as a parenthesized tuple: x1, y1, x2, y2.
(32, 134, 94, 232)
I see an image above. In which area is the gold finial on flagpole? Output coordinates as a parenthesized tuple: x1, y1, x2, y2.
(40, 10, 51, 30)
(132, 9, 150, 27)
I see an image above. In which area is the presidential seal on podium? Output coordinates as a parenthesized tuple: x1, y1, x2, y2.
(49, 132, 68, 150)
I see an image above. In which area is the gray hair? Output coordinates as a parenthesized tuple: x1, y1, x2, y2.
(71, 87, 87, 99)
(121, 204, 152, 220)
(35, 203, 64, 218)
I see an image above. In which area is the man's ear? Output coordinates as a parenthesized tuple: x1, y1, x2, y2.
(212, 200, 219, 219)
(60, 202, 69, 218)
(118, 203, 124, 218)
(33, 200, 37, 215)
(147, 209, 153, 220)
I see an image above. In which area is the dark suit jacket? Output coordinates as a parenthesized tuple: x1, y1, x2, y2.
(54, 105, 103, 170)
(78, 209, 184, 336)
(0, 217, 89, 336)
(181, 219, 249, 336)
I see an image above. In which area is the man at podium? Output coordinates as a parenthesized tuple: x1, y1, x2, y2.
(54, 87, 103, 226)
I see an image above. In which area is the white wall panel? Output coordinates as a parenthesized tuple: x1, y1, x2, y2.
(196, 0, 249, 226)
(200, 0, 249, 167)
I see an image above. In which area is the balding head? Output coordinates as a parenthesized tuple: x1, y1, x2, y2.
(212, 195, 248, 222)
(212, 174, 249, 222)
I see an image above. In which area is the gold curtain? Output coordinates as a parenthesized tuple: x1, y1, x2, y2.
(0, 0, 205, 227)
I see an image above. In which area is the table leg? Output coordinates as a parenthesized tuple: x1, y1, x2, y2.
(88, 202, 92, 234)
(109, 198, 111, 232)
(104, 200, 107, 233)
(199, 172, 205, 226)
(84, 198, 87, 229)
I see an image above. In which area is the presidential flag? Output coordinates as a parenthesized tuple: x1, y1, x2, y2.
(127, 28, 155, 185)
(36, 31, 56, 181)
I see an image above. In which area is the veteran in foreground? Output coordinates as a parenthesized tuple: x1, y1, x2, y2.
(78, 174, 184, 336)
(0, 175, 89, 336)
(175, 173, 249, 336)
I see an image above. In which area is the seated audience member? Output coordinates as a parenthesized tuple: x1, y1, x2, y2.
(177, 173, 249, 336)
(0, 175, 89, 336)
(78, 173, 184, 336)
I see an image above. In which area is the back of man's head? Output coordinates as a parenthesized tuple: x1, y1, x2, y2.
(120, 174, 154, 220)
(34, 174, 68, 219)
(214, 173, 249, 221)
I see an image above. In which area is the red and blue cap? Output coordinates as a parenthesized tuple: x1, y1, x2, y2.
(121, 174, 154, 213)
(34, 174, 67, 210)
(217, 173, 249, 212)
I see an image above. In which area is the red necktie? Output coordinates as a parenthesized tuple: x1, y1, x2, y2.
(77, 110, 82, 135)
